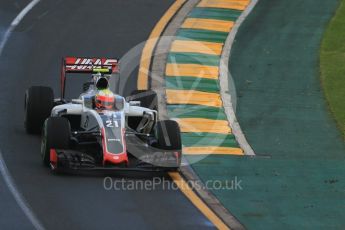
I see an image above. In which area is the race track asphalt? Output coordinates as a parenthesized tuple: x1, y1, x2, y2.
(0, 1, 214, 229)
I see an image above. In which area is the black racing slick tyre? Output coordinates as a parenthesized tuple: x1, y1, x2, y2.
(156, 120, 181, 151)
(130, 90, 158, 111)
(156, 120, 182, 171)
(41, 117, 71, 167)
(24, 86, 54, 134)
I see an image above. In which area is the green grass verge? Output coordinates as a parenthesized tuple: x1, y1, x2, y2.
(320, 0, 345, 137)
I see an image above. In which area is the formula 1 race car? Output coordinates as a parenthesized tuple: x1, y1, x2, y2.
(24, 57, 181, 173)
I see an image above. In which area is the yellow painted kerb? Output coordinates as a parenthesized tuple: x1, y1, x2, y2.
(139, 1, 249, 229)
(166, 63, 219, 79)
(182, 18, 234, 32)
(175, 118, 231, 134)
(198, 0, 250, 11)
(170, 40, 224, 55)
(183, 146, 244, 155)
(166, 89, 223, 107)
(169, 172, 230, 230)
(137, 0, 186, 90)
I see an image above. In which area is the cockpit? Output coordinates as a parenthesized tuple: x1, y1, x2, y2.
(83, 94, 125, 112)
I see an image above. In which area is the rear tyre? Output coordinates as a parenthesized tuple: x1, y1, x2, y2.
(41, 117, 71, 167)
(24, 86, 54, 134)
(130, 90, 158, 111)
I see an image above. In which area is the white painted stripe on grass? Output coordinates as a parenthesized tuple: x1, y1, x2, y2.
(0, 1, 44, 229)
(0, 151, 45, 230)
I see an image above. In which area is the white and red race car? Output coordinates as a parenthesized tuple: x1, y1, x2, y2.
(24, 57, 181, 173)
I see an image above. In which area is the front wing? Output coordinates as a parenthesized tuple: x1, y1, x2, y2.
(50, 148, 181, 173)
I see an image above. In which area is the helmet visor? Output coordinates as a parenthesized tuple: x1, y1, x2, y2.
(95, 95, 114, 109)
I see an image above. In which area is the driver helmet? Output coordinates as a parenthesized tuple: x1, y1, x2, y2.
(95, 89, 115, 110)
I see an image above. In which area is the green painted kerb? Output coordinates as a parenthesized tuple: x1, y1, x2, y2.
(166, 76, 220, 93)
(167, 105, 227, 120)
(168, 53, 220, 66)
(189, 7, 241, 21)
(166, 5, 245, 153)
(176, 28, 228, 43)
(182, 133, 239, 148)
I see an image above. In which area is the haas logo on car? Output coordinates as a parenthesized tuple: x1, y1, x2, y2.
(65, 57, 118, 71)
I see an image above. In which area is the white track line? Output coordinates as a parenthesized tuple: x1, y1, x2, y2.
(219, 0, 259, 156)
(0, 151, 45, 230)
(0, 0, 40, 55)
(0, 1, 44, 229)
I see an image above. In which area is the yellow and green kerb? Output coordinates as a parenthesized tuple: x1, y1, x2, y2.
(165, 0, 251, 156)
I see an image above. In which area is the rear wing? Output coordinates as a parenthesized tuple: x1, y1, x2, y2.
(61, 57, 119, 98)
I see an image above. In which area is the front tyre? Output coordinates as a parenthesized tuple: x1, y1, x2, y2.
(41, 117, 71, 167)
(156, 120, 182, 170)
(156, 120, 181, 150)
(25, 86, 54, 134)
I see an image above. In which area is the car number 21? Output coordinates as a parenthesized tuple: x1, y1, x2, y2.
(106, 119, 118, 128)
